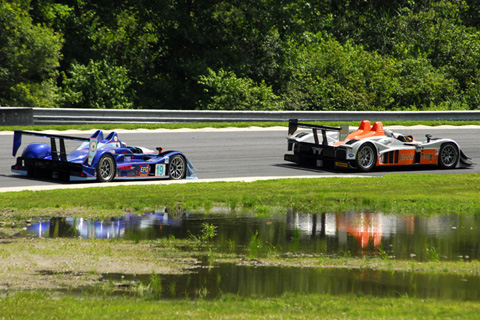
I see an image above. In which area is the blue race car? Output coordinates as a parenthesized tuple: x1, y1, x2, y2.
(11, 130, 196, 182)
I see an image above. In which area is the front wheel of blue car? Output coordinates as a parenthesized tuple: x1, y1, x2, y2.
(169, 155, 186, 180)
(97, 154, 116, 182)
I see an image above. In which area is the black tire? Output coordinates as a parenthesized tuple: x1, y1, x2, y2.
(356, 144, 377, 172)
(169, 154, 186, 180)
(438, 143, 459, 169)
(96, 154, 116, 182)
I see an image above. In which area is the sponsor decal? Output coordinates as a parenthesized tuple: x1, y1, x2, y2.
(399, 153, 414, 161)
(138, 165, 150, 176)
(118, 164, 133, 170)
(335, 161, 348, 168)
(88, 138, 98, 165)
(105, 142, 120, 148)
(421, 152, 435, 161)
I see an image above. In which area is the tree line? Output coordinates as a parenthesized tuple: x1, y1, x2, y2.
(1, 0, 480, 111)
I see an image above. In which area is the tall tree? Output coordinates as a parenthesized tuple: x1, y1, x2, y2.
(0, 0, 63, 107)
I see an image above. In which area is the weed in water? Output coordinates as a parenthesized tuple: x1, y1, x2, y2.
(207, 247, 217, 265)
(248, 230, 263, 258)
(201, 223, 217, 241)
(378, 247, 389, 260)
(426, 246, 440, 261)
(342, 250, 352, 258)
(228, 239, 236, 253)
(167, 281, 177, 297)
(146, 272, 163, 300)
(196, 286, 208, 300)
(189, 223, 217, 243)
(267, 243, 279, 256)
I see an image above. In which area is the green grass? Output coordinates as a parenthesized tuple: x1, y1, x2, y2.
(1, 120, 479, 132)
(1, 174, 479, 219)
(1, 291, 479, 320)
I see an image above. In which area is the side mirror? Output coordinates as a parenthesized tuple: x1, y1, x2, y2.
(426, 134, 432, 143)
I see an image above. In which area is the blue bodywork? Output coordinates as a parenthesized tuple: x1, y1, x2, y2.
(11, 130, 196, 182)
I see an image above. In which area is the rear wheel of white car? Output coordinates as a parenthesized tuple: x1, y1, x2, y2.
(169, 155, 186, 180)
(439, 143, 459, 169)
(356, 144, 377, 172)
(97, 154, 116, 182)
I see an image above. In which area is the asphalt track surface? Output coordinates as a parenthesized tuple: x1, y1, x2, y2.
(0, 126, 479, 192)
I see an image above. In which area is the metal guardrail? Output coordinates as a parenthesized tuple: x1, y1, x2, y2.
(31, 108, 480, 125)
(2, 107, 480, 125)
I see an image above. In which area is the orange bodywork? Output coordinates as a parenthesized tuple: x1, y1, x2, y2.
(334, 120, 386, 146)
(330, 120, 443, 168)
(377, 148, 439, 166)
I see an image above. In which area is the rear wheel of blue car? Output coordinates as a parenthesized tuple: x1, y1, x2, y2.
(97, 154, 116, 182)
(356, 144, 376, 172)
(169, 155, 186, 180)
(439, 143, 459, 169)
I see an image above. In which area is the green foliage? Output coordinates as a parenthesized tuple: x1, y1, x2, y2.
(393, 56, 458, 110)
(282, 36, 399, 111)
(0, 1, 63, 107)
(4, 0, 480, 110)
(198, 68, 282, 110)
(60, 59, 133, 109)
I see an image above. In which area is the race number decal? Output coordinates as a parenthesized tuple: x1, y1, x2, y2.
(155, 164, 167, 176)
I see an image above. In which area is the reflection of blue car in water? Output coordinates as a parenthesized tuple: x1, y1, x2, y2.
(12, 130, 196, 182)
(25, 221, 51, 238)
(24, 211, 185, 239)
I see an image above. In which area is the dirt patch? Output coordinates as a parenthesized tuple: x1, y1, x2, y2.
(0, 237, 198, 291)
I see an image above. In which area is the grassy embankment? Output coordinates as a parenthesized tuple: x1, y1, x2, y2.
(1, 174, 479, 220)
(1, 291, 480, 320)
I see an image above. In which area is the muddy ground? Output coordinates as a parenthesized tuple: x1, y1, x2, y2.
(0, 235, 199, 292)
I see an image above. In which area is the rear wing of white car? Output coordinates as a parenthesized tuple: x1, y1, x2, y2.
(288, 119, 349, 145)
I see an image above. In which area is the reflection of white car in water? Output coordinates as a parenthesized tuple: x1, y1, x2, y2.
(287, 211, 459, 249)
(285, 119, 473, 171)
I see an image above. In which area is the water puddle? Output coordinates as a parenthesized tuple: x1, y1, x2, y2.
(10, 210, 480, 301)
(16, 209, 480, 261)
(98, 264, 480, 301)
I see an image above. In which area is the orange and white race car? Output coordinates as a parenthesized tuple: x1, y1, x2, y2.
(284, 119, 473, 172)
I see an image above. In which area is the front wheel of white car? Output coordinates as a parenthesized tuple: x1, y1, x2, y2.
(438, 143, 459, 169)
(356, 144, 377, 172)
(96, 154, 116, 182)
(169, 155, 186, 180)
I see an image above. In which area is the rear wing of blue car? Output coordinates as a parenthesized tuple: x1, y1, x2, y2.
(288, 119, 349, 145)
(12, 130, 102, 164)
